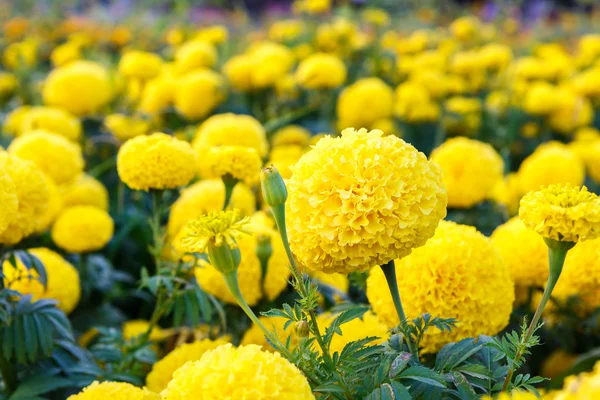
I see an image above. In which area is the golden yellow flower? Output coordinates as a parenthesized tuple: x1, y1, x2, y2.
(61, 174, 109, 211)
(523, 81, 560, 116)
(192, 113, 268, 157)
(268, 145, 306, 179)
(104, 114, 151, 142)
(3, 40, 37, 70)
(362, 8, 390, 27)
(519, 184, 600, 243)
(161, 344, 315, 400)
(0, 163, 18, 237)
(118, 50, 163, 80)
(394, 81, 440, 123)
(8, 129, 84, 185)
(16, 106, 82, 141)
(2, 106, 30, 137)
(247, 42, 295, 90)
(117, 132, 196, 191)
(241, 315, 295, 351)
(337, 78, 394, 130)
(271, 125, 311, 147)
(540, 350, 578, 380)
(489, 173, 522, 216)
(174, 40, 217, 75)
(367, 221, 514, 353)
(50, 42, 81, 67)
(197, 146, 262, 185)
(518, 142, 585, 194)
(52, 206, 114, 253)
(67, 381, 159, 400)
(43, 60, 112, 115)
(193, 25, 228, 45)
(295, 52, 346, 89)
(146, 338, 229, 393)
(450, 16, 480, 42)
(269, 20, 304, 43)
(174, 69, 225, 120)
(0, 153, 49, 245)
(180, 210, 249, 255)
(3, 247, 81, 314)
(222, 54, 255, 92)
(548, 88, 593, 135)
(431, 137, 504, 208)
(294, 0, 331, 15)
(479, 43, 513, 72)
(485, 91, 509, 116)
(138, 76, 177, 115)
(318, 311, 389, 354)
(36, 176, 62, 233)
(443, 97, 482, 136)
(287, 128, 447, 273)
(480, 391, 539, 400)
(552, 360, 600, 399)
(0, 72, 17, 100)
(122, 319, 166, 341)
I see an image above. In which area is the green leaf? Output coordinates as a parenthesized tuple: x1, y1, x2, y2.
(8, 376, 73, 399)
(389, 352, 412, 378)
(312, 383, 346, 394)
(397, 366, 447, 388)
(365, 382, 412, 400)
(450, 371, 478, 400)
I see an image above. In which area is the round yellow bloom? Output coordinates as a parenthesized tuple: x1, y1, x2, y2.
(519, 184, 600, 243)
(105, 114, 151, 142)
(337, 78, 394, 129)
(193, 230, 290, 306)
(8, 129, 84, 185)
(548, 88, 594, 135)
(287, 128, 447, 273)
(540, 350, 577, 379)
(269, 20, 304, 43)
(43, 60, 112, 115)
(0, 153, 49, 245)
(431, 137, 503, 208)
(241, 316, 295, 351)
(167, 179, 255, 238)
(174, 69, 225, 120)
(16, 106, 82, 141)
(174, 41, 217, 75)
(489, 173, 522, 216)
(222, 54, 255, 92)
(3, 40, 37, 70)
(523, 81, 560, 116)
(491, 217, 548, 287)
(138, 76, 177, 115)
(67, 381, 159, 400)
(61, 174, 109, 211)
(479, 43, 513, 72)
(271, 125, 311, 147)
(247, 42, 296, 90)
(295, 53, 346, 89)
(552, 360, 600, 399)
(0, 72, 17, 100)
(0, 166, 18, 237)
(394, 81, 440, 123)
(318, 311, 389, 354)
(450, 16, 480, 42)
(37, 176, 62, 233)
(268, 145, 306, 179)
(52, 206, 114, 253)
(193, 26, 228, 45)
(3, 247, 81, 314)
(518, 142, 585, 194)
(197, 146, 262, 185)
(367, 221, 514, 353)
(122, 319, 166, 341)
(118, 50, 163, 80)
(146, 338, 229, 393)
(192, 113, 268, 157)
(50, 42, 81, 67)
(3, 106, 31, 136)
(117, 132, 196, 191)
(443, 97, 482, 136)
(161, 343, 314, 400)
(295, 0, 331, 14)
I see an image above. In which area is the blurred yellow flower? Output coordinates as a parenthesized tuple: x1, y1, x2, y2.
(119, 50, 163, 80)
(337, 78, 394, 130)
(61, 174, 109, 211)
(67, 381, 158, 400)
(174, 40, 217, 75)
(174, 69, 225, 120)
(52, 206, 114, 253)
(193, 113, 268, 157)
(105, 113, 151, 141)
(295, 52, 346, 89)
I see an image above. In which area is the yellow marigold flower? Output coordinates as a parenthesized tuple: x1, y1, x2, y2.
(295, 52, 346, 89)
(110, 26, 132, 47)
(450, 16, 480, 42)
(67, 381, 159, 400)
(118, 50, 163, 80)
(161, 343, 315, 400)
(367, 221, 514, 353)
(548, 88, 594, 135)
(197, 146, 262, 185)
(122, 319, 166, 341)
(222, 54, 255, 92)
(268, 145, 306, 179)
(192, 113, 268, 157)
(117, 132, 196, 191)
(295, 0, 331, 15)
(0, 153, 49, 245)
(489, 173, 522, 216)
(104, 114, 151, 142)
(491, 217, 548, 288)
(37, 176, 62, 233)
(0, 72, 17, 100)
(193, 25, 228, 45)
(479, 43, 513, 72)
(318, 311, 389, 354)
(180, 210, 249, 255)
(269, 20, 304, 43)
(518, 142, 585, 194)
(50, 42, 81, 67)
(241, 316, 295, 351)
(8, 129, 84, 185)
(337, 78, 394, 130)
(271, 125, 311, 147)
(443, 97, 482, 136)
(394, 81, 440, 123)
(3, 247, 80, 314)
(523, 81, 560, 116)
(362, 8, 390, 27)
(519, 184, 600, 243)
(174, 69, 225, 120)
(552, 360, 600, 399)
(246, 42, 295, 90)
(174, 41, 217, 75)
(287, 128, 447, 273)
(52, 206, 114, 253)
(3, 40, 37, 70)
(540, 349, 577, 379)
(309, 270, 349, 302)
(17, 106, 82, 141)
(3, 106, 31, 136)
(138, 76, 177, 115)
(431, 137, 503, 208)
(61, 174, 109, 211)
(0, 165, 18, 237)
(146, 338, 229, 393)
(485, 91, 509, 116)
(43, 60, 112, 116)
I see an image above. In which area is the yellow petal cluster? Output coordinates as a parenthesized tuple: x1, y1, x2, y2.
(431, 137, 504, 208)
(271, 125, 311, 147)
(15, 106, 82, 141)
(174, 69, 225, 120)
(117, 132, 196, 191)
(317, 311, 389, 354)
(287, 128, 447, 273)
(161, 343, 315, 400)
(0, 165, 18, 237)
(36, 176, 62, 233)
(337, 78, 394, 129)
(174, 41, 217, 75)
(118, 50, 163, 80)
(67, 381, 159, 400)
(295, 52, 347, 89)
(241, 315, 295, 351)
(52, 205, 114, 253)
(146, 338, 229, 393)
(551, 360, 600, 399)
(394, 81, 440, 123)
(105, 114, 151, 142)
(61, 174, 109, 210)
(3, 247, 81, 314)
(519, 184, 600, 243)
(197, 146, 262, 185)
(489, 173, 522, 216)
(367, 221, 514, 353)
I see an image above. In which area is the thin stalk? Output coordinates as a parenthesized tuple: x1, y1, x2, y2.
(222, 175, 238, 210)
(380, 261, 418, 359)
(0, 351, 16, 395)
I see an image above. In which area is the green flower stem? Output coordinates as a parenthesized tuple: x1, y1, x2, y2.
(0, 350, 16, 395)
(501, 239, 574, 392)
(380, 260, 418, 359)
(222, 174, 238, 210)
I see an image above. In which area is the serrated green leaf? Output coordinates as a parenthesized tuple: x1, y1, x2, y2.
(397, 366, 447, 388)
(8, 376, 73, 399)
(389, 352, 412, 378)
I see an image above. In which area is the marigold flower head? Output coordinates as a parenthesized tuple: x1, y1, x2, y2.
(0, 165, 18, 237)
(146, 338, 229, 393)
(8, 129, 84, 185)
(519, 184, 600, 243)
(431, 137, 503, 208)
(552, 360, 600, 399)
(271, 125, 311, 147)
(50, 41, 81, 67)
(3, 106, 31, 136)
(489, 173, 522, 216)
(138, 76, 177, 115)
(61, 174, 109, 211)
(394, 81, 440, 123)
(337, 78, 394, 130)
(317, 311, 389, 354)
(241, 316, 295, 351)
(122, 319, 166, 342)
(118, 50, 163, 80)
(36, 176, 62, 233)
(117, 132, 196, 191)
(295, 52, 347, 89)
(3, 40, 37, 70)
(43, 60, 112, 115)
(174, 40, 217, 75)
(52, 206, 114, 253)
(518, 142, 585, 194)
(287, 128, 447, 273)
(367, 221, 514, 353)
(193, 113, 268, 157)
(105, 114, 151, 142)
(174, 69, 225, 120)
(193, 25, 228, 45)
(3, 247, 80, 314)
(161, 344, 315, 400)
(67, 381, 159, 400)
(523, 81, 560, 116)
(0, 152, 49, 245)
(197, 146, 262, 185)
(16, 106, 82, 141)
(180, 210, 250, 254)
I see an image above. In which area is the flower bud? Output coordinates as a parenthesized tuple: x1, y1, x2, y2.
(261, 165, 288, 207)
(207, 240, 241, 274)
(294, 320, 310, 338)
(255, 233, 273, 277)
